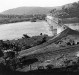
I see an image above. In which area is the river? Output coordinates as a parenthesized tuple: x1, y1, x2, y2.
(0, 21, 52, 40)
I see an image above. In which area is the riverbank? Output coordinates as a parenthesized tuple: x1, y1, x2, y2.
(0, 14, 46, 25)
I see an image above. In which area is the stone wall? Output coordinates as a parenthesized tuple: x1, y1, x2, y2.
(46, 15, 79, 36)
(46, 15, 58, 36)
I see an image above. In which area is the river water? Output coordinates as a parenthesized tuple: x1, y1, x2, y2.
(0, 21, 52, 40)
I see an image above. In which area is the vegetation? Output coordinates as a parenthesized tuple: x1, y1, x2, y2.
(0, 34, 50, 51)
(0, 34, 52, 73)
(0, 14, 46, 24)
(0, 33, 79, 73)
(1, 1, 79, 72)
(50, 1, 79, 18)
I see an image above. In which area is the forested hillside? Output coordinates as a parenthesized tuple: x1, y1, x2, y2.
(50, 1, 79, 18)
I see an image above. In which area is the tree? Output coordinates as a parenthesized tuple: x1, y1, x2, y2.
(0, 50, 3, 57)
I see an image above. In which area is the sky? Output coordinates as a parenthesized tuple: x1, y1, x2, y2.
(0, 0, 78, 13)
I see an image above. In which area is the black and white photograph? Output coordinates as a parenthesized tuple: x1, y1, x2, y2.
(0, 0, 79, 75)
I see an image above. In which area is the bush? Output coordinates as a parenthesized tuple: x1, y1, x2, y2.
(0, 34, 51, 53)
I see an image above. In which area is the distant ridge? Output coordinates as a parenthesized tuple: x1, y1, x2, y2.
(1, 7, 54, 15)
(50, 1, 79, 18)
(1, 1, 79, 16)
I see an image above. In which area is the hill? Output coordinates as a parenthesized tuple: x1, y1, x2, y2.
(1, 7, 54, 15)
(50, 1, 79, 18)
(1, 27, 79, 73)
(16, 27, 79, 72)
(1, 1, 79, 18)
(18, 27, 79, 58)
